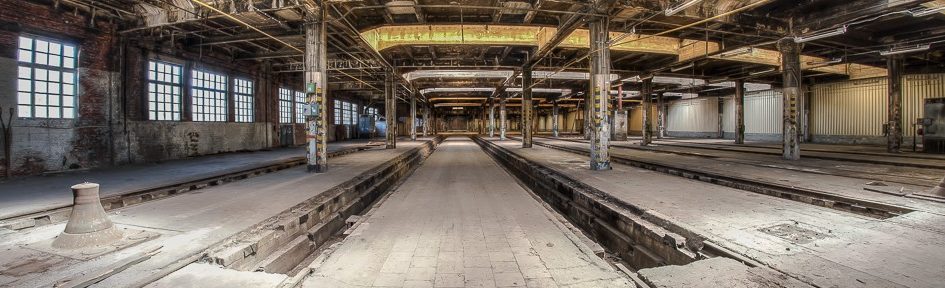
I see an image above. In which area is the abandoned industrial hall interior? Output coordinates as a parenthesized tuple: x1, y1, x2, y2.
(3, 0, 945, 287)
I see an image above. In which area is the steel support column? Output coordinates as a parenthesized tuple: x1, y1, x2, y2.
(409, 92, 417, 141)
(500, 94, 508, 140)
(304, 14, 328, 173)
(522, 67, 533, 148)
(489, 98, 496, 137)
(385, 69, 396, 149)
(588, 18, 611, 170)
(423, 105, 429, 137)
(641, 78, 652, 146)
(614, 85, 628, 141)
(734, 80, 746, 144)
(552, 100, 560, 138)
(778, 38, 801, 160)
(657, 92, 665, 139)
(887, 55, 903, 153)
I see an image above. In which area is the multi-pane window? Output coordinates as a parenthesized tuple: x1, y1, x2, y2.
(333, 100, 361, 125)
(279, 88, 293, 124)
(333, 100, 343, 124)
(295, 91, 306, 124)
(16, 36, 78, 118)
(233, 78, 254, 123)
(147, 61, 183, 120)
(191, 70, 227, 122)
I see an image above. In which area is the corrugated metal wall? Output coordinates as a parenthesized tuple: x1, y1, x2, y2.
(903, 74, 945, 137)
(666, 98, 719, 132)
(744, 90, 783, 134)
(810, 74, 945, 138)
(810, 77, 886, 136)
(654, 74, 944, 143)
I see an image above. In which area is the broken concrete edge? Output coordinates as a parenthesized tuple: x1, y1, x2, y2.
(488, 143, 609, 260)
(196, 136, 445, 272)
(0, 144, 379, 231)
(472, 136, 700, 270)
(114, 137, 445, 288)
(530, 139, 914, 219)
(650, 140, 945, 170)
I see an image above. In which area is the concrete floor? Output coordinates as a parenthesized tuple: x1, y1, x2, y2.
(2, 135, 943, 287)
(305, 138, 630, 288)
(0, 139, 378, 220)
(532, 136, 945, 211)
(0, 140, 427, 287)
(489, 137, 945, 288)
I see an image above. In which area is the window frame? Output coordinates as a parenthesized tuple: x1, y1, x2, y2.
(278, 87, 294, 124)
(146, 60, 184, 121)
(233, 78, 254, 123)
(190, 69, 228, 122)
(16, 34, 79, 119)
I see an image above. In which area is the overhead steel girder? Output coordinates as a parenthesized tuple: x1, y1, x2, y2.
(360, 24, 886, 79)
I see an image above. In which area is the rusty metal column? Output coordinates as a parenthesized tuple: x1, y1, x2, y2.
(778, 38, 801, 160)
(422, 105, 429, 137)
(409, 92, 417, 141)
(613, 85, 628, 141)
(522, 67, 533, 148)
(734, 80, 746, 144)
(551, 99, 560, 138)
(641, 78, 652, 146)
(304, 13, 328, 173)
(385, 69, 396, 149)
(499, 94, 508, 140)
(887, 55, 903, 153)
(489, 98, 496, 137)
(588, 18, 611, 170)
(657, 92, 665, 139)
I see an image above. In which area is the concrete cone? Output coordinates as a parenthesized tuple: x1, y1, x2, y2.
(52, 182, 122, 249)
(930, 176, 945, 198)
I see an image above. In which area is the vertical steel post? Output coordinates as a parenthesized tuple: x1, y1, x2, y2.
(304, 13, 328, 173)
(552, 99, 560, 138)
(489, 98, 496, 137)
(778, 38, 801, 160)
(657, 91, 665, 139)
(422, 105, 429, 137)
(385, 69, 396, 149)
(588, 18, 611, 170)
(522, 67, 533, 148)
(500, 94, 508, 140)
(734, 79, 746, 144)
(641, 78, 652, 146)
(409, 92, 417, 141)
(887, 55, 903, 153)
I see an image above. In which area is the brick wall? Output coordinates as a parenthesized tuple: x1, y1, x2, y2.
(0, 0, 312, 177)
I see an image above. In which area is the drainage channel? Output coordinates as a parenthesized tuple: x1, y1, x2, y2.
(470, 136, 813, 287)
(0, 144, 379, 231)
(525, 138, 913, 219)
(159, 137, 444, 287)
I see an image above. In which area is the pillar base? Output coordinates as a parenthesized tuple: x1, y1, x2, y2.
(307, 164, 326, 173)
(52, 225, 123, 249)
(589, 161, 611, 171)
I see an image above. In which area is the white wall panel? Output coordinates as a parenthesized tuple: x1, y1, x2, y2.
(903, 74, 945, 137)
(810, 77, 886, 136)
(666, 98, 718, 133)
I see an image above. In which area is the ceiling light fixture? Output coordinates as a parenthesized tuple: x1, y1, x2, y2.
(749, 68, 778, 76)
(910, 6, 945, 17)
(794, 26, 847, 43)
(665, 0, 703, 16)
(879, 44, 931, 56)
(718, 47, 753, 58)
(670, 63, 695, 72)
